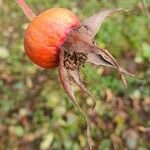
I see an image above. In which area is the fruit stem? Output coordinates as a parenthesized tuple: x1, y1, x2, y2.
(15, 0, 36, 20)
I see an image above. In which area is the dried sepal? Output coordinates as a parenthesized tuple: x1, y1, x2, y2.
(15, 0, 36, 20)
(68, 68, 96, 108)
(88, 52, 136, 77)
(67, 31, 129, 87)
(89, 45, 128, 87)
(82, 9, 125, 38)
(87, 53, 112, 67)
(59, 47, 93, 150)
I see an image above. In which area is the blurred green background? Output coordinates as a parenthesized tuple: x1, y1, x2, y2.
(0, 0, 150, 150)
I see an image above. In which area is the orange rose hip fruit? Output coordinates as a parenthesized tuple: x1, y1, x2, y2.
(24, 8, 80, 68)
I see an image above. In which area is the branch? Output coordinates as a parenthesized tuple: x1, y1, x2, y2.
(15, 0, 36, 20)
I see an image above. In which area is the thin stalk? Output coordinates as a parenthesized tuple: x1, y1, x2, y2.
(15, 0, 36, 20)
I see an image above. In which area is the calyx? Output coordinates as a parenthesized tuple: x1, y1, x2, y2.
(59, 9, 135, 106)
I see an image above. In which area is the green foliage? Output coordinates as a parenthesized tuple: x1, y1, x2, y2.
(0, 0, 149, 149)
(142, 43, 150, 61)
(99, 139, 111, 150)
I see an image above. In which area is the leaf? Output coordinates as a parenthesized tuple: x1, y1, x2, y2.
(0, 46, 9, 58)
(40, 133, 54, 150)
(9, 126, 24, 137)
(99, 139, 111, 150)
(142, 43, 150, 61)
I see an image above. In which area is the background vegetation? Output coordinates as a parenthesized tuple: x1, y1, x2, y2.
(0, 0, 150, 149)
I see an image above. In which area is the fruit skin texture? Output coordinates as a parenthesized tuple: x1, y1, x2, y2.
(24, 8, 80, 68)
